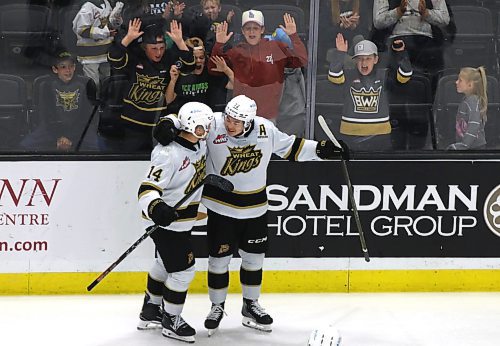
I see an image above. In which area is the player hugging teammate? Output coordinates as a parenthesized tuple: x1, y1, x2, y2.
(143, 94, 348, 341)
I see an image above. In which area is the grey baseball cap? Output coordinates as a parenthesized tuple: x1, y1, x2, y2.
(352, 40, 378, 58)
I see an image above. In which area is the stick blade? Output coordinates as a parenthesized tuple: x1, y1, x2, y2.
(317, 115, 341, 148)
(205, 174, 234, 192)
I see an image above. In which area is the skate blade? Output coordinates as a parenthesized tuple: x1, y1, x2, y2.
(207, 327, 218, 337)
(137, 320, 162, 330)
(162, 329, 195, 343)
(242, 317, 272, 332)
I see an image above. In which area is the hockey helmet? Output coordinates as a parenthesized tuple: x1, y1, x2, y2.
(178, 102, 214, 139)
(224, 95, 257, 134)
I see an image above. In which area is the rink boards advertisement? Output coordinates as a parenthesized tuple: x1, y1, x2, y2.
(1, 159, 500, 293)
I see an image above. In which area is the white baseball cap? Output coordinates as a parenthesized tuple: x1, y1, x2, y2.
(242, 10, 264, 27)
(352, 40, 378, 58)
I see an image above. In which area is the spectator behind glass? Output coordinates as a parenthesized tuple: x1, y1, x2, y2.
(328, 34, 413, 151)
(447, 66, 488, 150)
(121, 1, 186, 34)
(72, 0, 124, 89)
(318, 0, 372, 69)
(372, 0, 454, 82)
(165, 37, 233, 114)
(20, 51, 98, 152)
(102, 18, 193, 153)
(208, 10, 308, 122)
(181, 0, 236, 54)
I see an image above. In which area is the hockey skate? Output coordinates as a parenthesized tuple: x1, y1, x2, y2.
(204, 302, 226, 336)
(161, 312, 196, 343)
(241, 299, 273, 332)
(137, 293, 162, 330)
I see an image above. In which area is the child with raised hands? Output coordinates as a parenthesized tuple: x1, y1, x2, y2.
(328, 33, 412, 151)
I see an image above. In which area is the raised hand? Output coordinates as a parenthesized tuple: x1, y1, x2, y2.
(280, 13, 297, 36)
(336, 33, 348, 53)
(122, 18, 143, 46)
(128, 18, 143, 40)
(173, 2, 185, 17)
(397, 0, 408, 17)
(418, 0, 428, 18)
(210, 55, 229, 72)
(226, 9, 235, 23)
(166, 20, 183, 45)
(215, 21, 233, 44)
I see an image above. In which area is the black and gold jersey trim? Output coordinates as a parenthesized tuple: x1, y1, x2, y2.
(176, 202, 200, 221)
(138, 182, 163, 199)
(203, 184, 268, 209)
(283, 138, 305, 162)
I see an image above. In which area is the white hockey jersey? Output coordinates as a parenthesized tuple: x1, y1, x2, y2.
(138, 137, 207, 232)
(72, 0, 123, 64)
(201, 112, 322, 219)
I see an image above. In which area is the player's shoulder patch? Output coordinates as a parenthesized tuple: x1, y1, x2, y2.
(213, 133, 228, 144)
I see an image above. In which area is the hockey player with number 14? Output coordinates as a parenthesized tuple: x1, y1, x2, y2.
(137, 102, 214, 343)
(153, 94, 349, 336)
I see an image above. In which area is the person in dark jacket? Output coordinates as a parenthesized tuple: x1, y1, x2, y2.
(180, 0, 235, 54)
(102, 17, 194, 152)
(20, 51, 98, 152)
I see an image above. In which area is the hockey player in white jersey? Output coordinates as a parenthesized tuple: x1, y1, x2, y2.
(153, 94, 348, 335)
(137, 101, 214, 343)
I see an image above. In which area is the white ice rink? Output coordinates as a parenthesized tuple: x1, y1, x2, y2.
(2, 292, 500, 346)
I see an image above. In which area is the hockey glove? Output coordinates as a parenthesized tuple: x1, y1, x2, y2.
(153, 117, 178, 146)
(316, 140, 351, 161)
(148, 198, 179, 227)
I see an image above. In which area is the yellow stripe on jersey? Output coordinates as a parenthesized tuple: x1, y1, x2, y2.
(107, 52, 128, 69)
(340, 121, 391, 136)
(328, 70, 345, 84)
(397, 67, 412, 84)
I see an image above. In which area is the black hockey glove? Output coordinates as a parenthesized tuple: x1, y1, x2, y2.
(153, 117, 178, 146)
(316, 140, 351, 161)
(148, 198, 179, 227)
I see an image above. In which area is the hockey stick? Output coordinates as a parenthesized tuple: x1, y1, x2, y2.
(87, 174, 234, 291)
(75, 104, 98, 152)
(317, 115, 370, 262)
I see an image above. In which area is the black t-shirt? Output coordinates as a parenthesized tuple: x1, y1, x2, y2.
(168, 68, 211, 114)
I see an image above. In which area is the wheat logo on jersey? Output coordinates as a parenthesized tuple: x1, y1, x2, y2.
(55, 89, 79, 111)
(184, 155, 206, 195)
(129, 73, 166, 105)
(483, 184, 500, 237)
(213, 133, 228, 144)
(179, 156, 190, 171)
(350, 86, 382, 113)
(221, 145, 262, 176)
